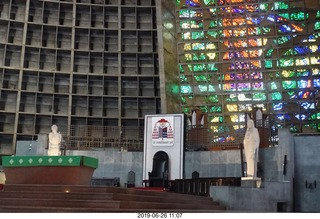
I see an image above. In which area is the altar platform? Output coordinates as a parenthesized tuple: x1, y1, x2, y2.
(1, 155, 98, 185)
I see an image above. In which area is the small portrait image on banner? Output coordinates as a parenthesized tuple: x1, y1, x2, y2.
(151, 117, 174, 146)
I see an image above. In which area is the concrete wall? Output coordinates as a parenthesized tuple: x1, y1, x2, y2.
(210, 181, 292, 212)
(71, 149, 243, 187)
(293, 135, 320, 212)
(184, 150, 242, 178)
(210, 128, 295, 212)
(14, 135, 243, 187)
(11, 129, 320, 212)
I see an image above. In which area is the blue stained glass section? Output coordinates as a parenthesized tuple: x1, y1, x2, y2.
(273, 103, 283, 111)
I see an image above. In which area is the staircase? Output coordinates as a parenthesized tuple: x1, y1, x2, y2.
(0, 184, 226, 213)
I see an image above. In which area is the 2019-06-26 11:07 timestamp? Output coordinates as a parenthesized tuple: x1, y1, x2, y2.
(137, 213, 183, 218)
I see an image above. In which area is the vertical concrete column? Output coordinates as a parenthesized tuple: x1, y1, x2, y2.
(13, 0, 30, 154)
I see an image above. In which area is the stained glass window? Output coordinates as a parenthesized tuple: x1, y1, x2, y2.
(177, 0, 320, 144)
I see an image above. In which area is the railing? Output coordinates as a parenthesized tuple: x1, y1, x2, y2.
(59, 119, 277, 152)
(185, 126, 246, 151)
(173, 177, 241, 197)
(61, 125, 144, 151)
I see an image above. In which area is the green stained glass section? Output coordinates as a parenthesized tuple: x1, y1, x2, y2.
(265, 49, 273, 58)
(179, 65, 184, 73)
(265, 60, 272, 69)
(270, 82, 278, 90)
(274, 2, 289, 10)
(272, 92, 282, 100)
(281, 70, 295, 78)
(284, 49, 296, 56)
(287, 91, 296, 99)
(282, 81, 297, 89)
(279, 59, 294, 67)
(209, 21, 218, 28)
(179, 9, 197, 18)
(253, 93, 267, 101)
(259, 3, 269, 11)
(310, 114, 318, 120)
(225, 95, 237, 102)
(316, 22, 320, 30)
(181, 96, 187, 104)
(193, 64, 206, 72)
(193, 53, 206, 61)
(199, 106, 208, 113)
(207, 64, 218, 71)
(209, 106, 222, 113)
(279, 13, 289, 20)
(206, 95, 219, 103)
(192, 43, 205, 50)
(194, 75, 206, 82)
(197, 84, 215, 93)
(192, 31, 204, 40)
(276, 36, 291, 45)
(291, 12, 308, 21)
(278, 12, 307, 21)
(181, 85, 192, 94)
(262, 27, 271, 34)
(204, 0, 216, 5)
(199, 85, 209, 92)
(297, 69, 311, 77)
(208, 85, 215, 92)
(180, 20, 203, 29)
(171, 85, 180, 94)
(289, 126, 300, 133)
(207, 30, 219, 38)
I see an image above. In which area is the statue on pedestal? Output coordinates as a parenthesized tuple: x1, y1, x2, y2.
(48, 125, 62, 156)
(243, 115, 260, 178)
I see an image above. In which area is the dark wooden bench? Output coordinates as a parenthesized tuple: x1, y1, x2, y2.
(173, 177, 241, 196)
(91, 177, 120, 187)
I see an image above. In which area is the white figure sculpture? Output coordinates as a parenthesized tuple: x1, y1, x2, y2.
(243, 115, 260, 178)
(48, 124, 62, 156)
(256, 108, 263, 121)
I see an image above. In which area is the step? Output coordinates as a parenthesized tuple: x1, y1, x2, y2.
(0, 197, 120, 209)
(0, 191, 114, 200)
(3, 184, 111, 193)
(115, 187, 216, 201)
(119, 200, 225, 211)
(0, 184, 226, 213)
(3, 184, 216, 203)
(0, 204, 226, 213)
(112, 192, 219, 205)
(0, 205, 122, 213)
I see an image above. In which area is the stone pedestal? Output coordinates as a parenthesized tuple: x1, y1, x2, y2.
(241, 177, 262, 188)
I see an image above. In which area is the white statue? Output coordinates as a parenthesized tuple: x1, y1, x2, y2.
(243, 115, 260, 178)
(256, 108, 262, 121)
(48, 124, 62, 156)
